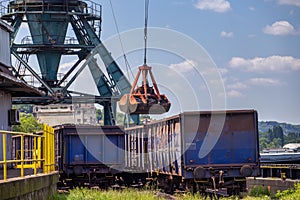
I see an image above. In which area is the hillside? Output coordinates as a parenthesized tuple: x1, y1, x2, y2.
(259, 121, 300, 135)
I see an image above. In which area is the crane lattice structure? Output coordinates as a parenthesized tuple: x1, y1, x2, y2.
(0, 0, 137, 125)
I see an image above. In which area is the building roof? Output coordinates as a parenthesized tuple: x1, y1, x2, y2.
(0, 71, 45, 97)
(0, 19, 13, 32)
(0, 19, 44, 98)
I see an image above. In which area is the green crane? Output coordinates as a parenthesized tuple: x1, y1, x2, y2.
(0, 0, 138, 125)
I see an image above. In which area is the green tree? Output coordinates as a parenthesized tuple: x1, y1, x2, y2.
(12, 104, 33, 113)
(284, 132, 300, 144)
(272, 138, 282, 148)
(267, 128, 273, 141)
(273, 125, 284, 146)
(95, 109, 103, 123)
(12, 113, 43, 133)
(116, 112, 125, 125)
(259, 137, 269, 151)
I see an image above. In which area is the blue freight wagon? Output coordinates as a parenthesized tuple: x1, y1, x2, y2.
(124, 110, 260, 195)
(54, 124, 125, 187)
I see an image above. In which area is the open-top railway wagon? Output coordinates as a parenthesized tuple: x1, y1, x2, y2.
(54, 125, 125, 188)
(52, 110, 260, 196)
(124, 110, 260, 195)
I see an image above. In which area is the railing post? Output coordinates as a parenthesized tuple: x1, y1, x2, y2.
(47, 125, 51, 172)
(2, 133, 7, 181)
(33, 136, 37, 175)
(51, 126, 55, 171)
(38, 136, 41, 168)
(47, 125, 50, 172)
(20, 135, 24, 177)
(43, 124, 47, 173)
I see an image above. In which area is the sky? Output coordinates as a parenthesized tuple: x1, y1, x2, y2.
(93, 0, 300, 124)
(9, 0, 300, 124)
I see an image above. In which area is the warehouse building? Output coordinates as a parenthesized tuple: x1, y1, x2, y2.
(33, 103, 97, 126)
(0, 19, 44, 164)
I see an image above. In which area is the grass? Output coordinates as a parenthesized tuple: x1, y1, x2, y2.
(52, 184, 300, 200)
(52, 188, 164, 200)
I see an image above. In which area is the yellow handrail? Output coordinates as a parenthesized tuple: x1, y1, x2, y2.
(0, 124, 55, 181)
(43, 124, 55, 173)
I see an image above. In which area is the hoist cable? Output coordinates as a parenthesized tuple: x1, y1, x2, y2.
(143, 0, 149, 65)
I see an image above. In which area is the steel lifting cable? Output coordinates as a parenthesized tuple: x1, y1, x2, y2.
(144, 0, 149, 65)
(109, 0, 134, 80)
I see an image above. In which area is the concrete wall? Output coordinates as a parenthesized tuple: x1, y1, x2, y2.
(0, 172, 59, 200)
(247, 177, 300, 195)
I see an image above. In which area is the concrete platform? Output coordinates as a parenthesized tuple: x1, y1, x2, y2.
(0, 168, 43, 180)
(0, 171, 58, 200)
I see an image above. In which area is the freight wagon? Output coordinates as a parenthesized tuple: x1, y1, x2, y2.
(49, 109, 259, 196)
(124, 110, 260, 195)
(54, 124, 125, 187)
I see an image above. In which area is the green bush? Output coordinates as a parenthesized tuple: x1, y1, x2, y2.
(275, 183, 300, 200)
(249, 185, 270, 197)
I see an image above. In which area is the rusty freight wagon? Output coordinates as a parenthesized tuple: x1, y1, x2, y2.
(123, 110, 260, 195)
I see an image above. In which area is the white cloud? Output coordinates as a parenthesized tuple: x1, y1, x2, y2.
(229, 55, 300, 72)
(227, 90, 244, 98)
(217, 67, 228, 75)
(277, 0, 300, 7)
(263, 21, 297, 35)
(249, 6, 256, 11)
(225, 81, 247, 98)
(220, 31, 234, 38)
(169, 60, 196, 73)
(249, 78, 284, 86)
(227, 82, 248, 90)
(58, 61, 78, 73)
(194, 0, 231, 13)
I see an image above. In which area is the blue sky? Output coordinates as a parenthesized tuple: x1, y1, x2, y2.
(9, 0, 300, 124)
(93, 0, 300, 124)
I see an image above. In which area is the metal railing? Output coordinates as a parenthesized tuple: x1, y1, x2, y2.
(0, 0, 101, 17)
(0, 124, 55, 181)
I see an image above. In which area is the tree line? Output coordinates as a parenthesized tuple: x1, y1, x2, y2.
(259, 125, 300, 151)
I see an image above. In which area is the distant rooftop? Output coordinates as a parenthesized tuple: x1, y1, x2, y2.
(283, 143, 300, 150)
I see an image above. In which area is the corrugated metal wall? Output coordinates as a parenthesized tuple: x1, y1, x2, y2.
(0, 91, 12, 163)
(0, 91, 11, 131)
(0, 26, 11, 67)
(0, 21, 13, 165)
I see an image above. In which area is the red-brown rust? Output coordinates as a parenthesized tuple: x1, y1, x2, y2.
(119, 64, 171, 114)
